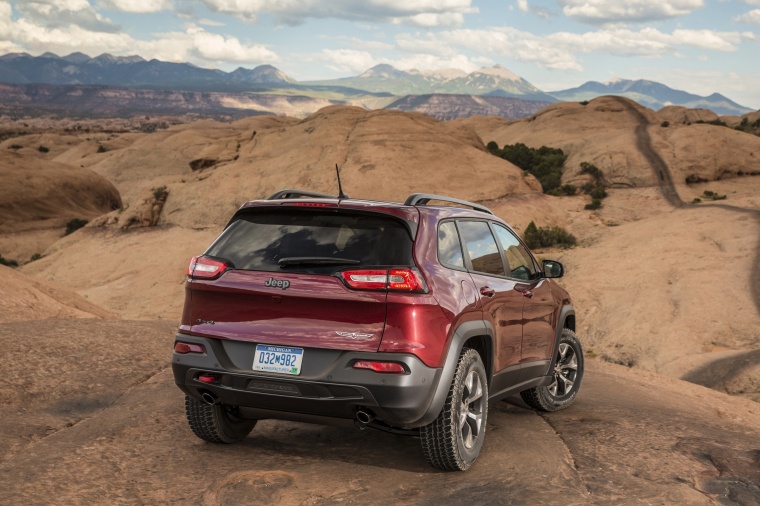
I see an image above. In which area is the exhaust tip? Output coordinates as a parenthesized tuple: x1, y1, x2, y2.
(356, 409, 374, 424)
(201, 391, 220, 405)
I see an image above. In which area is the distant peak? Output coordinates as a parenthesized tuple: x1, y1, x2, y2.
(39, 52, 61, 59)
(359, 64, 408, 79)
(472, 65, 522, 82)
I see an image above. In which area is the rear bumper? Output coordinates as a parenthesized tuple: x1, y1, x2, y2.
(172, 333, 442, 429)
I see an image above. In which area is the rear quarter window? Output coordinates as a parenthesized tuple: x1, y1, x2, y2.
(205, 210, 414, 272)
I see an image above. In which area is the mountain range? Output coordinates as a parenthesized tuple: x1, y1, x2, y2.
(0, 52, 753, 118)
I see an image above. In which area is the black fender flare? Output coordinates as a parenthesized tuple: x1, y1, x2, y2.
(412, 320, 494, 428)
(544, 305, 575, 375)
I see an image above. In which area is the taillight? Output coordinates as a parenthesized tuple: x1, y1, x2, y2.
(352, 360, 406, 374)
(340, 268, 427, 292)
(187, 256, 228, 279)
(174, 341, 205, 354)
(341, 269, 388, 290)
(388, 268, 425, 291)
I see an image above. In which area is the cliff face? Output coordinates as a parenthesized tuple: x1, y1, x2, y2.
(385, 94, 553, 120)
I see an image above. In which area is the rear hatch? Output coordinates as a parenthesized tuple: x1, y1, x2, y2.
(186, 206, 418, 353)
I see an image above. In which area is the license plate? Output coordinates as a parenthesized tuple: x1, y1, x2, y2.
(252, 345, 303, 375)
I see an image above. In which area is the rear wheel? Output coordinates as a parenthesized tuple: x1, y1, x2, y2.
(185, 395, 256, 444)
(521, 328, 583, 412)
(421, 348, 488, 471)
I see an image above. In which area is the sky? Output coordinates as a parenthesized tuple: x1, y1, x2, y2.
(1, 1, 759, 109)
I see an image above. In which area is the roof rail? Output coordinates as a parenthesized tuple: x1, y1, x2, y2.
(267, 189, 336, 200)
(404, 193, 493, 215)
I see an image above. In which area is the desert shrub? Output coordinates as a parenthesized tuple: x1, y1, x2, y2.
(0, 255, 18, 267)
(97, 145, 107, 153)
(691, 198, 702, 204)
(560, 184, 577, 196)
(580, 101, 589, 106)
(30, 253, 42, 262)
(695, 119, 727, 127)
(590, 186, 608, 199)
(65, 218, 88, 236)
(579, 161, 604, 181)
(38, 145, 49, 153)
(702, 190, 726, 201)
(584, 198, 602, 210)
(8, 144, 22, 150)
(660, 121, 670, 127)
(152, 185, 168, 200)
(488, 142, 567, 194)
(523, 221, 577, 249)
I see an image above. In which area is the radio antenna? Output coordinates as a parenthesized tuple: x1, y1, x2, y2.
(335, 164, 349, 199)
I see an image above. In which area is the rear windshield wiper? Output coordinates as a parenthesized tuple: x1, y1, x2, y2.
(278, 257, 361, 268)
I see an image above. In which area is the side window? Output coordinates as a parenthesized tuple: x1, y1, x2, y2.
(492, 224, 537, 281)
(458, 221, 506, 277)
(438, 221, 465, 269)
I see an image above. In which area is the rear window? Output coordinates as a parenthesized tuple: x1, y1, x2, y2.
(205, 210, 414, 272)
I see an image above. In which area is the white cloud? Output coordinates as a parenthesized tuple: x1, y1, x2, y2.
(561, 0, 704, 24)
(197, 0, 477, 27)
(735, 9, 760, 23)
(15, 0, 119, 32)
(0, 3, 278, 66)
(517, 0, 550, 19)
(742, 0, 760, 4)
(394, 25, 748, 73)
(320, 49, 377, 73)
(98, 0, 170, 13)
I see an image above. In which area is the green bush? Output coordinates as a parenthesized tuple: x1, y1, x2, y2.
(701, 190, 727, 201)
(152, 185, 167, 200)
(579, 161, 604, 182)
(65, 218, 88, 236)
(691, 198, 702, 204)
(590, 186, 608, 199)
(488, 142, 567, 194)
(560, 184, 577, 196)
(38, 145, 49, 153)
(660, 121, 670, 127)
(580, 101, 589, 106)
(584, 198, 602, 210)
(0, 255, 18, 267)
(30, 253, 42, 262)
(523, 221, 577, 249)
(8, 144, 22, 150)
(97, 145, 107, 153)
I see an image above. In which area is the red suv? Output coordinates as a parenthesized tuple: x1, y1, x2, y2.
(173, 190, 583, 471)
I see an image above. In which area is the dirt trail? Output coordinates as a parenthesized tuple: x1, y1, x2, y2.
(613, 96, 760, 319)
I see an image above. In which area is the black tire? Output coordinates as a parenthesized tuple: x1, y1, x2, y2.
(185, 395, 256, 444)
(521, 328, 584, 412)
(421, 348, 488, 471)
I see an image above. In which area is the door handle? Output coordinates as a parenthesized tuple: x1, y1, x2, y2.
(480, 286, 495, 297)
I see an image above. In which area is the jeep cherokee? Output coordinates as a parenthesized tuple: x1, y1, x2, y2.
(172, 190, 583, 471)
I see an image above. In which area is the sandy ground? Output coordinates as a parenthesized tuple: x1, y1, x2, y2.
(0, 318, 758, 505)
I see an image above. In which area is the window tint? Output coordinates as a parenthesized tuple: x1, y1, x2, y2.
(458, 221, 505, 276)
(492, 224, 536, 281)
(438, 221, 464, 269)
(206, 210, 413, 272)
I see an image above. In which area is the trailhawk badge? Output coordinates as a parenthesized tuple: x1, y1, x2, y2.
(335, 331, 374, 340)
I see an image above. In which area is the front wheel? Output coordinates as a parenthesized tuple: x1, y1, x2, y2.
(185, 395, 257, 444)
(421, 348, 488, 471)
(521, 328, 584, 412)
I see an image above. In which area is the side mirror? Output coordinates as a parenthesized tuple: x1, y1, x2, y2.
(542, 260, 564, 278)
